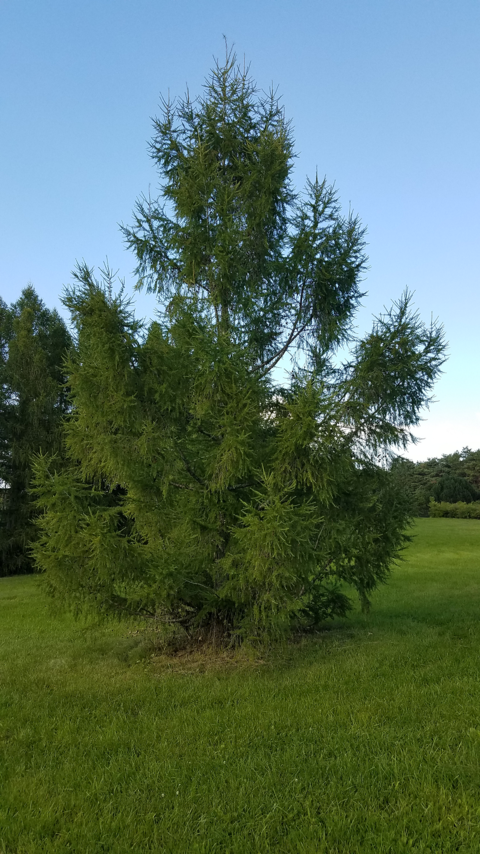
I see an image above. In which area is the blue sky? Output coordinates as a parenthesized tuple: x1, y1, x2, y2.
(1, 0, 478, 461)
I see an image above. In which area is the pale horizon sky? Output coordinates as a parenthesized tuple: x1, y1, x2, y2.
(1, 0, 479, 463)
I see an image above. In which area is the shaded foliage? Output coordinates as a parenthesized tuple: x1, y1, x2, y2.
(0, 287, 71, 575)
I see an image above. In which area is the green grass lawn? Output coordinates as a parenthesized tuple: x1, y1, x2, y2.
(1, 518, 480, 853)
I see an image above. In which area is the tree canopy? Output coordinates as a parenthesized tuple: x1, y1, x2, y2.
(32, 51, 446, 642)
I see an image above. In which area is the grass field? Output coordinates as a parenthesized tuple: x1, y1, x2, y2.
(1, 518, 480, 853)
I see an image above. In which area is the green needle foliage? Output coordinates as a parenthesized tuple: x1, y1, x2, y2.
(33, 49, 446, 642)
(0, 287, 71, 576)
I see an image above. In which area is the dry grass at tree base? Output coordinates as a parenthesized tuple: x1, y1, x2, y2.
(1, 518, 480, 853)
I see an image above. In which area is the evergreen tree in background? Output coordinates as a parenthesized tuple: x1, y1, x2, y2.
(33, 50, 446, 641)
(462, 449, 480, 491)
(393, 448, 480, 516)
(432, 475, 478, 504)
(0, 287, 71, 575)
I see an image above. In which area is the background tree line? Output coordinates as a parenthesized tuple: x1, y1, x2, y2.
(392, 448, 480, 517)
(0, 288, 71, 576)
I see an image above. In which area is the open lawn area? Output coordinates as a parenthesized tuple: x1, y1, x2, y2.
(1, 518, 480, 853)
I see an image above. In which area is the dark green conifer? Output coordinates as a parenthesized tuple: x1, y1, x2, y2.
(0, 287, 71, 575)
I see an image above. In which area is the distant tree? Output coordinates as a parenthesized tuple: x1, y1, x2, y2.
(0, 287, 71, 575)
(388, 456, 419, 514)
(432, 475, 478, 504)
(396, 447, 480, 515)
(0, 298, 13, 497)
(33, 51, 446, 641)
(461, 447, 480, 491)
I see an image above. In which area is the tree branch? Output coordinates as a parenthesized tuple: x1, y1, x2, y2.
(170, 481, 200, 491)
(178, 447, 205, 486)
(252, 279, 310, 376)
(226, 481, 256, 492)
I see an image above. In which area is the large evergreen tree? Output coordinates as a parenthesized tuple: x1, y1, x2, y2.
(33, 51, 446, 641)
(0, 287, 71, 575)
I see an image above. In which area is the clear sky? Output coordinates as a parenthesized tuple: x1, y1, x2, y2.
(1, 0, 478, 462)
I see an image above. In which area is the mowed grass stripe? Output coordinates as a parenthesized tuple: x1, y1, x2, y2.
(1, 518, 480, 853)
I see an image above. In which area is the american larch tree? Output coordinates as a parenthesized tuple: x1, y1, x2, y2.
(32, 50, 446, 641)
